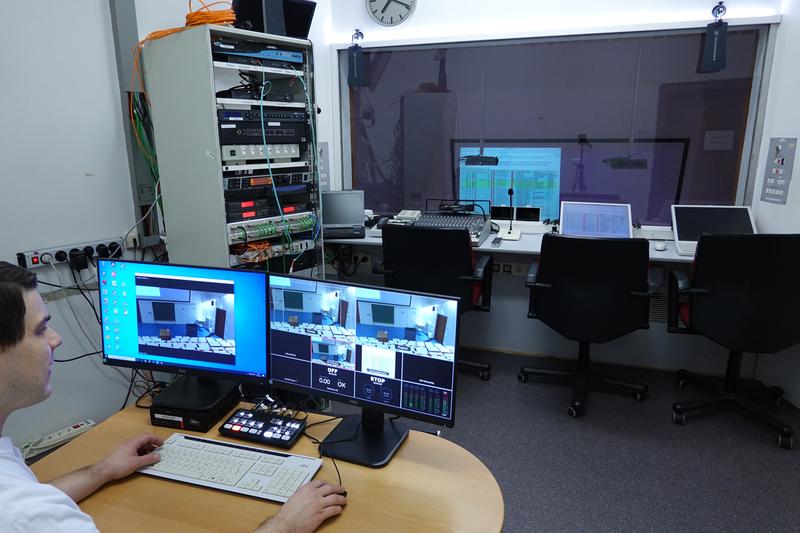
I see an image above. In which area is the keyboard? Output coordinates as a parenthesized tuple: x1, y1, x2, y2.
(675, 241, 697, 256)
(414, 214, 491, 246)
(140, 433, 322, 502)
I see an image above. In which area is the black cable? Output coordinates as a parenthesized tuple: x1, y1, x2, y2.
(37, 279, 85, 292)
(54, 350, 102, 363)
(69, 266, 101, 325)
(120, 372, 136, 411)
(490, 222, 500, 234)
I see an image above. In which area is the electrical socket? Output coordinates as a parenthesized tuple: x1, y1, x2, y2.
(17, 238, 124, 269)
(125, 230, 139, 250)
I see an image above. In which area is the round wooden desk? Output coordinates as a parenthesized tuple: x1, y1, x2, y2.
(31, 405, 504, 532)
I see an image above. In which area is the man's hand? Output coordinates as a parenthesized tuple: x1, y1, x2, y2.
(50, 433, 163, 503)
(255, 480, 347, 533)
(95, 434, 164, 483)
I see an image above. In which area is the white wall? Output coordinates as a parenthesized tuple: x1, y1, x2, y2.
(0, 1, 139, 445)
(749, 0, 800, 402)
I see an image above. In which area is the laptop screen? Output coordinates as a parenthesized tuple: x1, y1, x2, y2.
(321, 190, 364, 228)
(559, 202, 632, 238)
(672, 206, 755, 242)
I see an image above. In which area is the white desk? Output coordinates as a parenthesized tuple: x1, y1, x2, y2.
(327, 232, 691, 263)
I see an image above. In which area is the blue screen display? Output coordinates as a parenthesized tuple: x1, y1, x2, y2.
(98, 260, 268, 380)
(458, 147, 561, 220)
(268, 275, 459, 424)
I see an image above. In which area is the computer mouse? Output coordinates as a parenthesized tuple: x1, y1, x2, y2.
(654, 241, 667, 251)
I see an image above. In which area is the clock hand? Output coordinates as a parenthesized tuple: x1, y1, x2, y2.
(381, 0, 392, 13)
(392, 0, 412, 8)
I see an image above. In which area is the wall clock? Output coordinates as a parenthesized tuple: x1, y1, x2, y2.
(365, 0, 417, 27)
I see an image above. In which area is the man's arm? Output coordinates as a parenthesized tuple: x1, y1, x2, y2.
(255, 479, 347, 533)
(49, 434, 163, 503)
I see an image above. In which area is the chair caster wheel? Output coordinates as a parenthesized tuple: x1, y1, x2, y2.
(633, 391, 646, 402)
(778, 435, 794, 450)
(479, 371, 490, 381)
(567, 403, 581, 418)
(672, 411, 686, 425)
(518, 372, 528, 383)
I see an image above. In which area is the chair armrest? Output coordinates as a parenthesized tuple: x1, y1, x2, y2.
(524, 261, 550, 289)
(473, 255, 491, 280)
(672, 270, 690, 292)
(668, 269, 693, 334)
(458, 255, 493, 312)
(525, 262, 538, 287)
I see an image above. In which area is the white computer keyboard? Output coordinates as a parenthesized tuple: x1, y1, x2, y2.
(139, 433, 322, 502)
(675, 241, 697, 256)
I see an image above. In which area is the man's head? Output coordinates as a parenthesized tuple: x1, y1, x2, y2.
(0, 262, 62, 422)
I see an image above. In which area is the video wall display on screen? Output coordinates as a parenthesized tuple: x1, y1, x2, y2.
(454, 139, 689, 225)
(99, 260, 268, 380)
(269, 275, 458, 422)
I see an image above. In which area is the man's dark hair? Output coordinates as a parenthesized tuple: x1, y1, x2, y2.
(0, 261, 39, 350)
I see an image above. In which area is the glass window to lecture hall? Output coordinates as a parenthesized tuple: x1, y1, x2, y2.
(338, 27, 767, 225)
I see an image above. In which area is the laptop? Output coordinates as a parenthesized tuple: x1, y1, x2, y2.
(559, 201, 633, 238)
(321, 190, 365, 239)
(671, 205, 756, 256)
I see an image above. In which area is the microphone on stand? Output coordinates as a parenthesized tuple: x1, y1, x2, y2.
(507, 188, 514, 234)
(503, 187, 521, 241)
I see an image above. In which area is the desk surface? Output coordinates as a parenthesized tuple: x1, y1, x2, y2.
(328, 232, 692, 263)
(31, 405, 504, 533)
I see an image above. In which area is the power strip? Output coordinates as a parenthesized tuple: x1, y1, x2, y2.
(22, 419, 96, 460)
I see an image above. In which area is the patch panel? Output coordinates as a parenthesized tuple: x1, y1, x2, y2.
(17, 238, 124, 269)
(221, 143, 300, 161)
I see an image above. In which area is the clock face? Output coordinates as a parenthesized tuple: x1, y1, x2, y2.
(365, 0, 417, 27)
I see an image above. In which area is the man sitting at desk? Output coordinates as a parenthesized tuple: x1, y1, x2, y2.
(0, 262, 346, 533)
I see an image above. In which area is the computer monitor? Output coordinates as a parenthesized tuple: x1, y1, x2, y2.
(321, 190, 365, 238)
(457, 146, 561, 221)
(671, 205, 756, 242)
(559, 201, 633, 238)
(98, 259, 269, 410)
(268, 274, 459, 467)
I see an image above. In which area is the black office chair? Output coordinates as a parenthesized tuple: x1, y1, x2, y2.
(668, 234, 800, 449)
(518, 233, 652, 417)
(381, 224, 494, 380)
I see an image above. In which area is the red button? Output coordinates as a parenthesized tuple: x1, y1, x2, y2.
(232, 425, 242, 432)
(31, 256, 40, 265)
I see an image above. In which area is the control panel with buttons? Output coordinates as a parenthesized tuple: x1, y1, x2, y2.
(219, 409, 307, 449)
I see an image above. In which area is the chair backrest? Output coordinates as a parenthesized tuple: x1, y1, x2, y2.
(381, 225, 474, 308)
(532, 233, 650, 343)
(690, 234, 800, 353)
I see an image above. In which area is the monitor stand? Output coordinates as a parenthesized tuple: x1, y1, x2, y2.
(150, 375, 240, 432)
(319, 408, 409, 468)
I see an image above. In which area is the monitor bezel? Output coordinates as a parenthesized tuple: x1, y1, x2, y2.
(268, 273, 460, 428)
(98, 258, 269, 385)
(671, 204, 757, 244)
(559, 201, 634, 239)
(320, 189, 365, 229)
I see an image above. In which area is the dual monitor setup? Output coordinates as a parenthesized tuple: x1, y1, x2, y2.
(98, 259, 458, 467)
(559, 202, 756, 255)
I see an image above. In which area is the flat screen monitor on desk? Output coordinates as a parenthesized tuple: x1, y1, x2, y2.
(559, 201, 633, 238)
(671, 205, 756, 256)
(321, 190, 365, 238)
(98, 259, 268, 423)
(268, 274, 459, 467)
